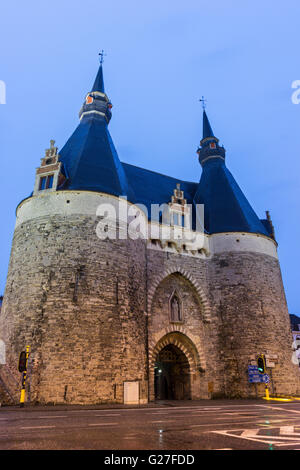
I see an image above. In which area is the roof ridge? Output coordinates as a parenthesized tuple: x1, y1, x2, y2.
(122, 161, 197, 186)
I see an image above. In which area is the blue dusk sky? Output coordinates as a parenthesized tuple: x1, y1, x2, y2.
(0, 1, 299, 313)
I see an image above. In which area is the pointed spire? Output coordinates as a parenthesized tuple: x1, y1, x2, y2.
(79, 61, 112, 124)
(202, 110, 215, 140)
(58, 58, 135, 201)
(197, 109, 225, 166)
(91, 64, 105, 93)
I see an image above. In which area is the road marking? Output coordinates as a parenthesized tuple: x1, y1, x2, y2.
(259, 405, 300, 415)
(280, 426, 300, 436)
(151, 420, 176, 423)
(257, 418, 300, 424)
(189, 420, 271, 428)
(241, 429, 259, 437)
(194, 410, 237, 414)
(20, 425, 56, 430)
(202, 407, 221, 410)
(88, 423, 118, 426)
(211, 426, 300, 447)
(214, 448, 232, 450)
(38, 415, 67, 419)
(94, 414, 121, 417)
(65, 404, 285, 414)
(214, 416, 258, 420)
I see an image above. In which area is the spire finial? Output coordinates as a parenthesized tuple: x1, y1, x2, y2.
(98, 50, 106, 65)
(199, 96, 207, 110)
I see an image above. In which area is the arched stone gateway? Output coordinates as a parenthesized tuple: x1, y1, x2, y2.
(149, 332, 206, 401)
(155, 344, 191, 400)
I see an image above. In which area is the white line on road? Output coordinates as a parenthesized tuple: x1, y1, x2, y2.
(258, 406, 300, 415)
(241, 429, 259, 437)
(202, 407, 221, 410)
(280, 426, 300, 436)
(38, 416, 67, 419)
(189, 421, 266, 428)
(150, 420, 176, 423)
(88, 423, 118, 426)
(20, 426, 56, 430)
(212, 428, 300, 446)
(65, 404, 279, 414)
(214, 416, 258, 420)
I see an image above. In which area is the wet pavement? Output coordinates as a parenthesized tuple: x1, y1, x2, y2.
(1, 399, 300, 450)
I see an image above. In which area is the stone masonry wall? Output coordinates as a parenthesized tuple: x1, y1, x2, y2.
(208, 251, 300, 397)
(1, 191, 299, 403)
(0, 213, 148, 404)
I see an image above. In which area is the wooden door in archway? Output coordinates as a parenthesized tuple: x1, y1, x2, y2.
(154, 344, 191, 400)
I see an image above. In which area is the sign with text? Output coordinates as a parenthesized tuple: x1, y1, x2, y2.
(248, 365, 269, 383)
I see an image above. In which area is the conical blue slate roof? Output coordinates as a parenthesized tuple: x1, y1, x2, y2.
(193, 158, 269, 235)
(58, 64, 134, 200)
(59, 118, 134, 199)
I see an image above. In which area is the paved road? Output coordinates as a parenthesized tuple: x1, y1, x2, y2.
(1, 400, 300, 450)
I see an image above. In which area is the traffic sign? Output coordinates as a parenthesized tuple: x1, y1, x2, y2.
(248, 365, 269, 383)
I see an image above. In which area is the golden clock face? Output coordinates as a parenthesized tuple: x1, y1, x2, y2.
(86, 95, 93, 104)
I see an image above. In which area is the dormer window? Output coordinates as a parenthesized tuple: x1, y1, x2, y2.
(39, 174, 54, 191)
(33, 140, 63, 195)
(172, 212, 184, 227)
(173, 213, 179, 226)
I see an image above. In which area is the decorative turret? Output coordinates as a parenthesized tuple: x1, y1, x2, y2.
(78, 64, 113, 124)
(194, 109, 271, 236)
(197, 110, 225, 166)
(33, 140, 64, 195)
(58, 58, 135, 200)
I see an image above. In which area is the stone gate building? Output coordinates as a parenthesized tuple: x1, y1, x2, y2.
(0, 62, 299, 404)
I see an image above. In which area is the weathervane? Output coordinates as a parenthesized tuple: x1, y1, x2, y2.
(199, 96, 207, 110)
(99, 50, 107, 65)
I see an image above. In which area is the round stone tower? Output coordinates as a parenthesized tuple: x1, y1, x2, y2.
(0, 64, 149, 405)
(195, 110, 300, 398)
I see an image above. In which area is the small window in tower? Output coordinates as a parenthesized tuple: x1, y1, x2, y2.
(39, 176, 47, 190)
(210, 142, 216, 149)
(47, 175, 54, 189)
(173, 213, 182, 226)
(173, 213, 179, 225)
(39, 174, 54, 191)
